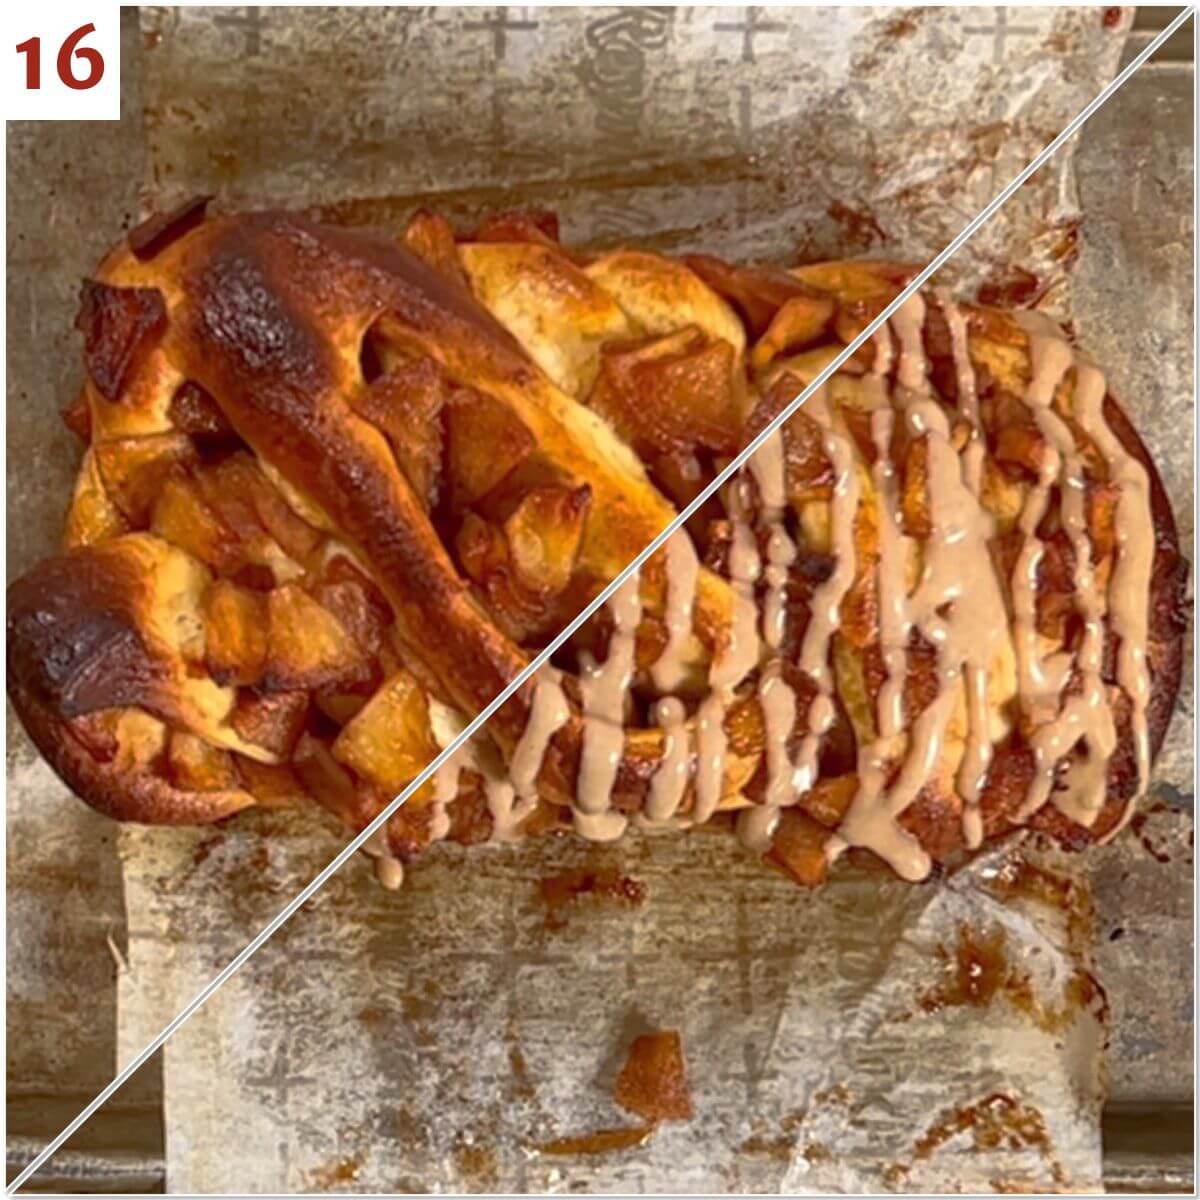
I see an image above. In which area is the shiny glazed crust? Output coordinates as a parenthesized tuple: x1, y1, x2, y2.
(6, 204, 1187, 884)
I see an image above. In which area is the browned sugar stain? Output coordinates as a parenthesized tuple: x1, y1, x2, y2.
(984, 856, 1093, 955)
(191, 831, 224, 866)
(452, 1142, 498, 1190)
(538, 866, 645, 928)
(356, 1003, 386, 1026)
(883, 13, 918, 38)
(887, 1093, 1066, 1189)
(535, 1126, 654, 1156)
(921, 923, 1009, 1012)
(737, 1108, 811, 1163)
(737, 1131, 794, 1162)
(306, 1157, 361, 1189)
(1131, 805, 1174, 863)
(920, 922, 1107, 1033)
(825, 200, 886, 250)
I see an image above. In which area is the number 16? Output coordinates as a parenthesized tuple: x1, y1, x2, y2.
(16, 23, 105, 91)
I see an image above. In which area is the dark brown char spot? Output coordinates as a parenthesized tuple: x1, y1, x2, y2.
(6, 548, 162, 717)
(128, 194, 212, 260)
(75, 280, 167, 400)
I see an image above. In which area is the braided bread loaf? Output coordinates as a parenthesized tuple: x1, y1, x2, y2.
(7, 203, 1186, 888)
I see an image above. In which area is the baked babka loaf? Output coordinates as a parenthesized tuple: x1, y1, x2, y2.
(7, 202, 1186, 888)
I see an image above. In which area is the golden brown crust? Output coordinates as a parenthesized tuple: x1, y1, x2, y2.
(6, 206, 1186, 883)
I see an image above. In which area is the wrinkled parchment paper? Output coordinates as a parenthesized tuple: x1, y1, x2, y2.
(100, 5, 1162, 1192)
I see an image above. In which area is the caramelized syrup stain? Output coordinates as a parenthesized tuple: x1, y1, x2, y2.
(887, 1093, 1066, 1189)
(737, 1109, 807, 1162)
(306, 1157, 361, 1188)
(1130, 805, 1174, 864)
(984, 857, 1093, 954)
(921, 924, 1008, 1011)
(534, 1126, 653, 1156)
(452, 1141, 498, 1190)
(538, 865, 645, 928)
(919, 921, 1108, 1032)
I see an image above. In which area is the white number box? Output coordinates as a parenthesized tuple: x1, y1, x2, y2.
(6, 3, 120, 120)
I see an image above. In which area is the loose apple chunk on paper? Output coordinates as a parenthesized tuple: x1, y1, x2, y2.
(614, 1031, 694, 1123)
(333, 669, 438, 795)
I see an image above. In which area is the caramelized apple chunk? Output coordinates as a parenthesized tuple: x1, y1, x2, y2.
(230, 689, 309, 758)
(167, 732, 239, 792)
(766, 810, 831, 887)
(203, 580, 268, 686)
(444, 387, 537, 511)
(333, 669, 439, 794)
(587, 327, 740, 456)
(94, 434, 197, 527)
(264, 584, 372, 693)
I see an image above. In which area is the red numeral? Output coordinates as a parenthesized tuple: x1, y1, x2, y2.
(57, 23, 104, 90)
(15, 35, 40, 89)
(15, 24, 105, 92)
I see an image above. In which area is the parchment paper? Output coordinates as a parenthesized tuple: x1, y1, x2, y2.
(89, 5, 1175, 1192)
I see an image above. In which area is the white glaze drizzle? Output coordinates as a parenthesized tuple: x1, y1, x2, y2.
(1074, 360, 1153, 839)
(829, 294, 1009, 875)
(938, 289, 986, 496)
(792, 386, 860, 794)
(498, 668, 571, 841)
(741, 423, 802, 840)
(364, 828, 405, 890)
(432, 722, 530, 844)
(694, 478, 762, 825)
(573, 573, 641, 840)
(510, 669, 571, 799)
(1009, 316, 1154, 835)
(650, 529, 700, 694)
(871, 407, 908, 741)
(442, 287, 1157, 877)
(645, 696, 691, 823)
(749, 428, 797, 653)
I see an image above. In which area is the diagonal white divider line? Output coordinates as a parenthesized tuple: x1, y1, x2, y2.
(9, 7, 1193, 1191)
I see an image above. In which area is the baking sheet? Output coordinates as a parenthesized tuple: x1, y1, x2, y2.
(117, 820, 1107, 1193)
(6, 5, 1193, 1194)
